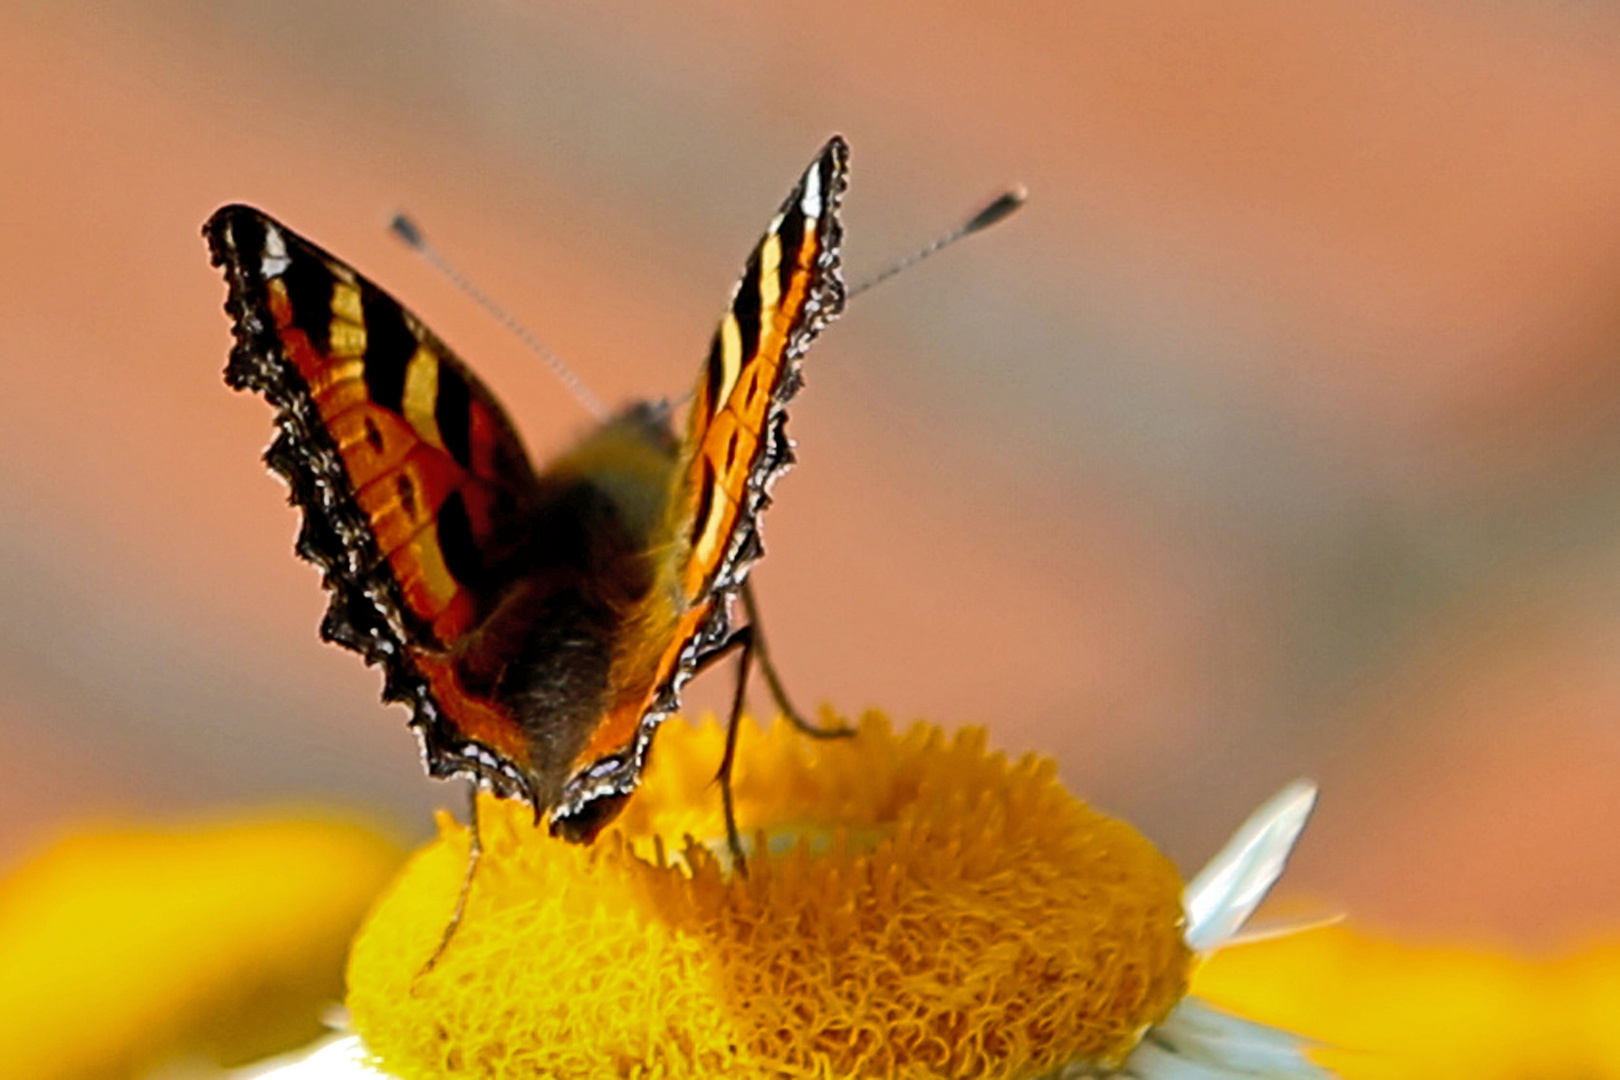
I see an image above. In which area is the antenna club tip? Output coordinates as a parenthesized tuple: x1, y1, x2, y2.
(389, 213, 426, 249)
(964, 187, 1029, 234)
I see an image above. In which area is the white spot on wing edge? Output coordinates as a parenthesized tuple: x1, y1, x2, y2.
(261, 221, 291, 278)
(799, 160, 824, 218)
(1183, 780, 1317, 953)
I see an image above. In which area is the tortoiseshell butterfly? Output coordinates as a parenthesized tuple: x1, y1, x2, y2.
(206, 137, 848, 847)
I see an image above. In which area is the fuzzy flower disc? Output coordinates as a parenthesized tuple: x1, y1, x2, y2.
(347, 714, 1192, 1080)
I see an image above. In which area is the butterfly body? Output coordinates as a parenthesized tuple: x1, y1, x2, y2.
(207, 138, 847, 840)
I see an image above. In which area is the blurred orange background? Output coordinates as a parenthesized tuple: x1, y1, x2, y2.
(2, 0, 1618, 950)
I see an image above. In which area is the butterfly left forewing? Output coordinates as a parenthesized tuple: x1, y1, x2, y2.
(207, 205, 560, 797)
(552, 137, 849, 827)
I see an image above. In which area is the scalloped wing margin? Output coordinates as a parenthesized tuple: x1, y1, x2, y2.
(556, 136, 849, 817)
(205, 205, 542, 801)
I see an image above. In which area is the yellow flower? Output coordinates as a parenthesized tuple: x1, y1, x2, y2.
(1195, 924, 1620, 1079)
(325, 713, 1321, 1080)
(0, 812, 404, 1080)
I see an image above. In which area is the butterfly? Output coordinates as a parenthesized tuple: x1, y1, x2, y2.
(205, 136, 850, 851)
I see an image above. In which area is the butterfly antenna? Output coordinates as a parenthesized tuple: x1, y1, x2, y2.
(846, 185, 1027, 301)
(389, 212, 609, 421)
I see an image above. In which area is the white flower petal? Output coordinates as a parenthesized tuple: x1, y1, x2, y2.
(1119, 999, 1331, 1080)
(1183, 780, 1317, 952)
(230, 1035, 382, 1079)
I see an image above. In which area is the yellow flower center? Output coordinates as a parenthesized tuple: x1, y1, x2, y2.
(347, 714, 1191, 1079)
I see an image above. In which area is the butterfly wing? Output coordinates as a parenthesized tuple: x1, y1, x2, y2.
(206, 205, 556, 800)
(551, 136, 849, 831)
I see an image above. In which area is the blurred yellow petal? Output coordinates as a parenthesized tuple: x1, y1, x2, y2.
(0, 812, 405, 1080)
(1194, 924, 1620, 1079)
(348, 714, 1193, 1080)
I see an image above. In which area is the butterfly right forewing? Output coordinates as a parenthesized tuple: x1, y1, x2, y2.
(678, 139, 847, 605)
(551, 136, 849, 826)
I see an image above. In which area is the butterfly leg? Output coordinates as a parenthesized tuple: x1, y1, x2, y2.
(740, 581, 854, 740)
(704, 588, 858, 873)
(418, 780, 483, 976)
(686, 623, 767, 872)
(716, 625, 756, 876)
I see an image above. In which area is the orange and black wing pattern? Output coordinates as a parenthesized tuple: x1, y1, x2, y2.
(550, 137, 849, 831)
(209, 137, 849, 838)
(206, 205, 554, 800)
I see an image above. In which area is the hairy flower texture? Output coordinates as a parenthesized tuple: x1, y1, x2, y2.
(347, 714, 1194, 1080)
(0, 813, 404, 1080)
(1195, 924, 1620, 1079)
